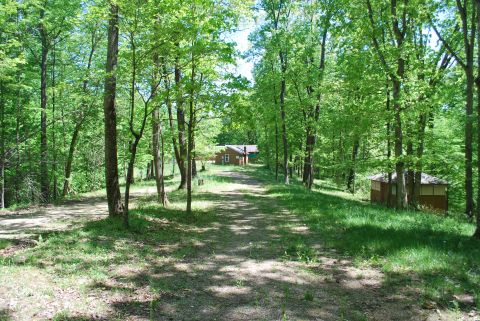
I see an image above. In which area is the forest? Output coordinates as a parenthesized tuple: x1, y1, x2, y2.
(1, 0, 480, 320)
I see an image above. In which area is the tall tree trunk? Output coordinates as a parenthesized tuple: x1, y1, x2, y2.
(275, 114, 279, 181)
(39, 7, 49, 203)
(347, 138, 359, 194)
(413, 114, 427, 208)
(406, 140, 414, 205)
(433, 0, 475, 218)
(474, 0, 480, 238)
(175, 58, 187, 190)
(63, 40, 95, 196)
(186, 117, 194, 214)
(192, 139, 197, 178)
(279, 51, 289, 185)
(153, 105, 168, 206)
(186, 51, 196, 215)
(386, 82, 393, 207)
(272, 84, 279, 181)
(466, 69, 474, 218)
(0, 90, 5, 209)
(393, 78, 407, 209)
(303, 132, 315, 188)
(303, 28, 328, 189)
(51, 44, 58, 201)
(103, 1, 123, 217)
(15, 86, 21, 203)
(62, 121, 82, 196)
(124, 139, 139, 228)
(160, 120, 168, 205)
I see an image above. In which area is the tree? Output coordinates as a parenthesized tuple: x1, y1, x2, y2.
(103, 0, 123, 217)
(432, 0, 476, 218)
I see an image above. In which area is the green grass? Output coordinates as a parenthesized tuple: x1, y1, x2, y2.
(0, 240, 12, 251)
(1, 164, 479, 318)
(0, 167, 236, 319)
(239, 165, 480, 309)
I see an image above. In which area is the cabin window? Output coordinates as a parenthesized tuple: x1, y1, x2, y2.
(372, 181, 381, 191)
(224, 154, 230, 163)
(391, 185, 396, 195)
(421, 185, 434, 196)
(434, 185, 446, 196)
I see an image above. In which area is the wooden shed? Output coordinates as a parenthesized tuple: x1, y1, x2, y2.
(214, 145, 258, 166)
(369, 172, 448, 212)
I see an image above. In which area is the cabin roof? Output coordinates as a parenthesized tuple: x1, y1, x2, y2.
(369, 172, 448, 185)
(218, 145, 258, 155)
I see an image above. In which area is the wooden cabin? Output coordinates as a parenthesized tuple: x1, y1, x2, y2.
(369, 172, 448, 212)
(214, 145, 258, 166)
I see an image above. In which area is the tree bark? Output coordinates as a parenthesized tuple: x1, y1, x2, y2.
(393, 76, 407, 209)
(474, 0, 480, 238)
(347, 138, 359, 194)
(63, 121, 82, 196)
(102, 2, 123, 217)
(466, 69, 474, 218)
(186, 47, 196, 215)
(51, 44, 58, 201)
(406, 140, 414, 205)
(0, 90, 5, 209)
(153, 105, 168, 206)
(275, 116, 279, 181)
(413, 114, 427, 208)
(39, 7, 49, 203)
(432, 0, 475, 218)
(303, 132, 315, 188)
(175, 58, 187, 190)
(279, 51, 289, 185)
(62, 55, 94, 197)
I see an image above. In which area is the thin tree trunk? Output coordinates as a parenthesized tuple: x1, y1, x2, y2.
(186, 50, 196, 215)
(39, 7, 49, 203)
(413, 114, 427, 208)
(406, 140, 414, 206)
(386, 81, 393, 207)
(175, 58, 187, 190)
(303, 133, 315, 188)
(0, 90, 5, 209)
(393, 77, 407, 209)
(15, 86, 21, 203)
(466, 69, 474, 218)
(347, 138, 359, 194)
(474, 0, 480, 238)
(165, 75, 182, 175)
(52, 44, 58, 201)
(192, 146, 197, 178)
(275, 115, 279, 181)
(279, 51, 289, 185)
(103, 1, 123, 217)
(63, 46, 95, 196)
(124, 140, 139, 228)
(153, 105, 167, 205)
(63, 121, 82, 196)
(160, 119, 168, 205)
(432, 0, 475, 218)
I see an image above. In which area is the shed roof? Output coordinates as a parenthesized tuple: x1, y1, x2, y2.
(369, 172, 448, 185)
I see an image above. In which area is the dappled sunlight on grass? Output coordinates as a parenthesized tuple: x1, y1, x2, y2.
(240, 165, 480, 309)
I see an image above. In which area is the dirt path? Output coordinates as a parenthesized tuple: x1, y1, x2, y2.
(1, 171, 444, 320)
(136, 171, 425, 321)
(0, 187, 157, 241)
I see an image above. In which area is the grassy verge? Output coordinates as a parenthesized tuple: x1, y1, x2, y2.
(0, 166, 233, 320)
(239, 165, 480, 310)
